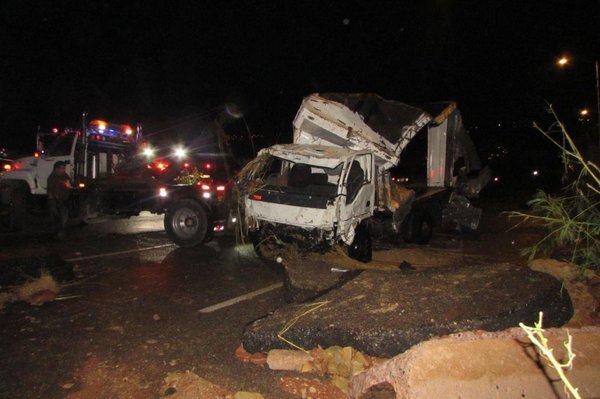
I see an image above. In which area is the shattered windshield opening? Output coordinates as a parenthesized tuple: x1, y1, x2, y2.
(261, 156, 342, 198)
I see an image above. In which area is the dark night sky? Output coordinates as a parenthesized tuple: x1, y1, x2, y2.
(1, 0, 599, 154)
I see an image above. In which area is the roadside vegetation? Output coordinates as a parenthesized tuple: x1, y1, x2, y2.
(510, 106, 600, 271)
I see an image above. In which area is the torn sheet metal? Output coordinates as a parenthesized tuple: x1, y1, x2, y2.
(260, 144, 363, 169)
(293, 93, 432, 170)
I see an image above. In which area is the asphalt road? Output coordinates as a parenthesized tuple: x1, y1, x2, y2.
(0, 214, 300, 399)
(0, 209, 537, 398)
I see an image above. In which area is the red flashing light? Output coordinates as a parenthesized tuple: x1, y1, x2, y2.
(123, 125, 133, 135)
(216, 185, 225, 192)
(252, 194, 262, 200)
(213, 225, 225, 232)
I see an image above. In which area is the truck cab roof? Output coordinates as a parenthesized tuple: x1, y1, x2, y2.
(261, 144, 366, 168)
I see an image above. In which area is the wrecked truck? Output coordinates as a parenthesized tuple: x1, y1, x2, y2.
(238, 93, 490, 262)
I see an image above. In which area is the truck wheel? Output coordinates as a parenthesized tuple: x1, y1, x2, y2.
(348, 223, 372, 263)
(164, 200, 208, 247)
(401, 210, 433, 244)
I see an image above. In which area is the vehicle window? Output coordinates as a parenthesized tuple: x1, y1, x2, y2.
(40, 134, 74, 157)
(263, 156, 342, 197)
(345, 154, 372, 204)
(346, 160, 365, 203)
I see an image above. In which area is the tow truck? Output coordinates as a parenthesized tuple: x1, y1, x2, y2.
(0, 114, 230, 246)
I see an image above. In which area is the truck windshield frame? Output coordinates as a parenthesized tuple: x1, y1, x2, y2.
(38, 133, 76, 157)
(250, 156, 344, 209)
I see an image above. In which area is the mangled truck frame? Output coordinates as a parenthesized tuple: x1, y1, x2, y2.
(238, 93, 490, 262)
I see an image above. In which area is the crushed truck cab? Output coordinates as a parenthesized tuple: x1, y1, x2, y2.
(245, 144, 374, 246)
(240, 93, 489, 261)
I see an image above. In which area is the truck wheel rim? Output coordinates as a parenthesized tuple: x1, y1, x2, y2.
(171, 208, 198, 238)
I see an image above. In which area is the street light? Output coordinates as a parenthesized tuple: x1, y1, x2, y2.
(557, 55, 600, 146)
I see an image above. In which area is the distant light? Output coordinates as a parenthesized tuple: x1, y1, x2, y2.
(580, 109, 589, 116)
(342, 17, 350, 25)
(51, 128, 59, 133)
(98, 121, 106, 131)
(231, 217, 237, 223)
(532, 170, 539, 176)
(143, 147, 154, 157)
(183, 162, 190, 168)
(204, 163, 212, 169)
(156, 161, 168, 171)
(174, 147, 187, 159)
(78, 182, 86, 188)
(34, 152, 40, 158)
(558, 56, 569, 66)
(493, 176, 500, 182)
(124, 126, 133, 135)
(159, 187, 168, 197)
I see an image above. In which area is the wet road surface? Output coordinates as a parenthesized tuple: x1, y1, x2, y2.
(0, 209, 537, 398)
(0, 214, 299, 398)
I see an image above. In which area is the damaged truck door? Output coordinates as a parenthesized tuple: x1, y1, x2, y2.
(239, 93, 490, 263)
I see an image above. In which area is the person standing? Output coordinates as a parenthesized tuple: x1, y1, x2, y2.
(47, 161, 72, 239)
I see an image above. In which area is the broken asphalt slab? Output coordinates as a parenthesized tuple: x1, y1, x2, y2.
(242, 263, 573, 357)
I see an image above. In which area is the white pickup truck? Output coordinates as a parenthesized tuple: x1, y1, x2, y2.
(239, 93, 489, 262)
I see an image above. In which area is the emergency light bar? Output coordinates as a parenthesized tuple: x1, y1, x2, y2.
(87, 120, 135, 141)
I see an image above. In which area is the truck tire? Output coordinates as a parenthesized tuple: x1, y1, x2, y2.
(164, 199, 208, 247)
(401, 210, 433, 244)
(348, 223, 372, 263)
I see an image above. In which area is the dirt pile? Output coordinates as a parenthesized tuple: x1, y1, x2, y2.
(349, 327, 600, 399)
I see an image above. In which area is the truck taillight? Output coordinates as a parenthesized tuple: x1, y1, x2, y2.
(200, 184, 210, 191)
(216, 185, 225, 192)
(3, 164, 11, 171)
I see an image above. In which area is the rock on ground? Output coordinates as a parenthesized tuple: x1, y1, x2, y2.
(283, 257, 361, 303)
(242, 263, 573, 357)
(349, 327, 600, 399)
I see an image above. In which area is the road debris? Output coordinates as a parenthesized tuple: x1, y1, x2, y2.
(243, 263, 573, 357)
